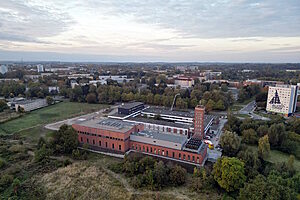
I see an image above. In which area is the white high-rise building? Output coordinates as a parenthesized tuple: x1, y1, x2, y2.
(37, 64, 44, 73)
(266, 84, 299, 116)
(0, 65, 8, 74)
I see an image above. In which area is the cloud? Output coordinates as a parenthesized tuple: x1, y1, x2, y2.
(85, 0, 300, 38)
(0, 0, 73, 43)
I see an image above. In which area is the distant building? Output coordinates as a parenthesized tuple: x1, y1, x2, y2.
(118, 102, 145, 115)
(98, 75, 134, 84)
(266, 84, 299, 116)
(12, 99, 48, 112)
(243, 79, 284, 87)
(37, 64, 44, 73)
(0, 65, 8, 74)
(48, 86, 60, 94)
(174, 76, 194, 88)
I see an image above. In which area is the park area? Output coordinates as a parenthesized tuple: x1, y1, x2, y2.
(0, 102, 108, 141)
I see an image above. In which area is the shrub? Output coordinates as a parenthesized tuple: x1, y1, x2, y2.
(169, 165, 187, 186)
(0, 157, 7, 169)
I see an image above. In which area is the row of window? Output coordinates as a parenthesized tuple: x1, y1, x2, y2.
(80, 137, 122, 151)
(146, 124, 188, 135)
(78, 131, 124, 141)
(132, 144, 201, 163)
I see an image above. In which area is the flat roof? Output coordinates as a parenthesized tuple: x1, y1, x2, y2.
(126, 117, 192, 129)
(142, 106, 195, 118)
(74, 118, 136, 133)
(131, 130, 187, 144)
(119, 102, 144, 110)
(15, 99, 45, 105)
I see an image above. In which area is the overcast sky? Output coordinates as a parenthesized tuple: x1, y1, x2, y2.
(0, 0, 299, 62)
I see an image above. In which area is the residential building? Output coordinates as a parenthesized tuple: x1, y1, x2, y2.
(0, 65, 8, 74)
(174, 76, 194, 88)
(37, 64, 44, 73)
(266, 84, 299, 116)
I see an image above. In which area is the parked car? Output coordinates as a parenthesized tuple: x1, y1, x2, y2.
(204, 136, 211, 140)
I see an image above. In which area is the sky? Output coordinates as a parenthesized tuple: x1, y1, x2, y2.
(0, 0, 300, 62)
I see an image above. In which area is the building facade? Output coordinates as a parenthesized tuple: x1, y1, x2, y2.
(194, 105, 205, 139)
(266, 84, 299, 116)
(72, 118, 208, 165)
(73, 119, 144, 153)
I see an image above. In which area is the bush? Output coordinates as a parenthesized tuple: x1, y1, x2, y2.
(0, 174, 13, 191)
(63, 159, 72, 167)
(34, 145, 51, 163)
(0, 157, 7, 169)
(109, 162, 124, 173)
(169, 165, 187, 186)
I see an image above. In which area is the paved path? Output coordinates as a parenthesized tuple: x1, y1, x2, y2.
(45, 106, 118, 131)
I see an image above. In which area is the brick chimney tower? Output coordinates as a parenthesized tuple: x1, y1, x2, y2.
(194, 105, 205, 139)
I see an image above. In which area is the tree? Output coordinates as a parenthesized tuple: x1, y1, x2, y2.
(153, 161, 168, 189)
(212, 157, 246, 192)
(220, 131, 241, 156)
(169, 165, 187, 186)
(205, 99, 215, 112)
(238, 174, 298, 200)
(221, 84, 228, 92)
(34, 144, 51, 163)
(52, 125, 78, 154)
(242, 129, 258, 144)
(257, 125, 268, 137)
(46, 96, 54, 105)
(258, 135, 270, 159)
(237, 147, 260, 178)
(86, 93, 97, 104)
(0, 100, 8, 112)
(268, 123, 286, 147)
(215, 99, 225, 110)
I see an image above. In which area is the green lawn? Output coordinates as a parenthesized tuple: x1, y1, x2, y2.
(0, 102, 108, 135)
(246, 145, 300, 171)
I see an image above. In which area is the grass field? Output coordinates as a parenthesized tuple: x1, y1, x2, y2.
(246, 145, 300, 171)
(0, 102, 108, 136)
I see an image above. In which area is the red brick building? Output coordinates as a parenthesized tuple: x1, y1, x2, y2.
(194, 105, 205, 139)
(72, 119, 144, 153)
(72, 107, 208, 166)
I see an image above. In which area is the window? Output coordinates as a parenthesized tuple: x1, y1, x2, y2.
(139, 146, 141, 151)
(132, 145, 134, 149)
(158, 149, 160, 155)
(93, 140, 95, 145)
(172, 152, 175, 158)
(105, 142, 108, 148)
(179, 153, 181, 159)
(188, 155, 190, 161)
(112, 143, 114, 149)
(166, 151, 168, 156)
(136, 145, 138, 150)
(87, 138, 89, 143)
(162, 150, 164, 156)
(119, 145, 121, 151)
(99, 141, 101, 146)
(150, 147, 153, 153)
(147, 147, 149, 152)
(192, 156, 195, 162)
(80, 137, 83, 142)
(183, 154, 186, 160)
(197, 157, 199, 163)
(154, 149, 156, 154)
(143, 146, 145, 152)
